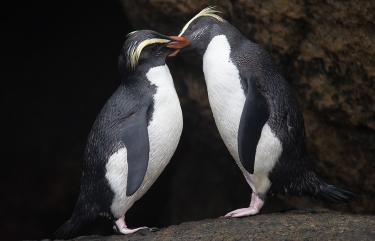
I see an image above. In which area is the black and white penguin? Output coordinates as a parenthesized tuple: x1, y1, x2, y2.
(55, 30, 189, 238)
(175, 7, 353, 217)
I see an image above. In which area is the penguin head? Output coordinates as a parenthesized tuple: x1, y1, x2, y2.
(175, 6, 225, 55)
(119, 30, 189, 73)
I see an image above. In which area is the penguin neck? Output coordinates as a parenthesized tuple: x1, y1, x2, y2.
(186, 22, 228, 58)
(194, 21, 246, 59)
(145, 64, 174, 88)
(120, 62, 167, 83)
(121, 64, 174, 91)
(202, 34, 245, 110)
(120, 50, 169, 80)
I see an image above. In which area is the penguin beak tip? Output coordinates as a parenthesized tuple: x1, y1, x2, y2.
(166, 36, 190, 56)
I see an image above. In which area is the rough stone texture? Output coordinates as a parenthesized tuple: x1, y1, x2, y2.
(121, 0, 375, 213)
(55, 211, 375, 241)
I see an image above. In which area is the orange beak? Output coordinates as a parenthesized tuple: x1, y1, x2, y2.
(166, 36, 190, 57)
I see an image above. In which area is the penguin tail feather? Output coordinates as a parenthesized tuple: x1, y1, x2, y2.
(54, 201, 97, 239)
(54, 215, 87, 240)
(302, 171, 355, 203)
(317, 182, 355, 203)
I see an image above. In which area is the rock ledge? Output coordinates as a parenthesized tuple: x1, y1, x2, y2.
(63, 211, 374, 241)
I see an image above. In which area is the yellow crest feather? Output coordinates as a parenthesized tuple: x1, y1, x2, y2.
(126, 30, 139, 37)
(178, 6, 224, 37)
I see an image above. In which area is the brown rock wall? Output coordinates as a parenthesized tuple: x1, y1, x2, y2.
(122, 0, 375, 212)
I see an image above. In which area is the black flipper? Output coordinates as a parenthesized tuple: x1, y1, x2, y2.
(120, 105, 150, 196)
(238, 76, 269, 174)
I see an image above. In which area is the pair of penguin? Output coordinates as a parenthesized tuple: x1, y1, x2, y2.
(56, 6, 352, 239)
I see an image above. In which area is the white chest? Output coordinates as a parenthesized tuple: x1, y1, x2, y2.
(106, 65, 183, 217)
(202, 35, 283, 194)
(203, 35, 245, 163)
(146, 65, 183, 189)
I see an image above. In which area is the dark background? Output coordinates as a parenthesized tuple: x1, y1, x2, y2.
(3, 1, 130, 239)
(2, 1, 374, 240)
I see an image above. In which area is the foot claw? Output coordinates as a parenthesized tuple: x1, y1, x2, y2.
(148, 227, 160, 232)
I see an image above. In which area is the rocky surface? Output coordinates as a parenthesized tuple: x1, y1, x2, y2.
(57, 211, 375, 241)
(121, 0, 375, 213)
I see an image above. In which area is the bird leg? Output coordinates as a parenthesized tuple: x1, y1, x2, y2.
(114, 216, 148, 234)
(224, 192, 264, 218)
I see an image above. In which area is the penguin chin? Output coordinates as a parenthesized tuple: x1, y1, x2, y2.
(179, 31, 212, 56)
(180, 39, 207, 57)
(168, 49, 180, 57)
(173, 44, 191, 54)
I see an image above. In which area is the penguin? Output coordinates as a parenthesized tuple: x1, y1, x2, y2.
(55, 30, 189, 238)
(174, 7, 353, 217)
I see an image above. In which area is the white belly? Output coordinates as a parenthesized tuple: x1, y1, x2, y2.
(106, 65, 183, 217)
(203, 35, 282, 193)
(203, 35, 245, 167)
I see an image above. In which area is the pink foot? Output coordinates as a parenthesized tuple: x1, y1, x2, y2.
(225, 193, 264, 218)
(117, 226, 148, 234)
(224, 207, 260, 217)
(115, 216, 148, 234)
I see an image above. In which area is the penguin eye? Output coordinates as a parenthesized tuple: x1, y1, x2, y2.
(151, 44, 159, 51)
(188, 24, 195, 32)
